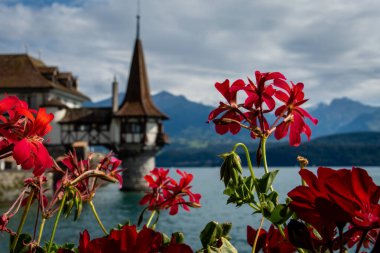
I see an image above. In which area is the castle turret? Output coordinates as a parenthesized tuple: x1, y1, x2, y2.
(112, 76, 119, 113)
(114, 15, 168, 190)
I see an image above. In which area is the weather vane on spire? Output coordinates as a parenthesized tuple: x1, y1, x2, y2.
(136, 0, 141, 39)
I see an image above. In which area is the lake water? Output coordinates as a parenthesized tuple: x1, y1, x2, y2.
(1, 166, 380, 252)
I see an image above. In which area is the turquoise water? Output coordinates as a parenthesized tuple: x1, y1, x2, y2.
(1, 167, 380, 252)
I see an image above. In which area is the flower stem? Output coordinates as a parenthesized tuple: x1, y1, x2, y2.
(89, 200, 108, 235)
(10, 189, 35, 253)
(251, 217, 264, 253)
(47, 191, 67, 253)
(261, 137, 274, 192)
(232, 142, 255, 179)
(146, 210, 156, 228)
(37, 217, 46, 245)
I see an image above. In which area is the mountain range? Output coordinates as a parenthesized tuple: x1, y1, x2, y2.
(84, 91, 380, 141)
(84, 92, 380, 166)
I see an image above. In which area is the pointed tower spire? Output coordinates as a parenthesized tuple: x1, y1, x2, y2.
(115, 13, 168, 119)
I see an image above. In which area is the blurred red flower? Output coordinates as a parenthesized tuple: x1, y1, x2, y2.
(288, 167, 380, 249)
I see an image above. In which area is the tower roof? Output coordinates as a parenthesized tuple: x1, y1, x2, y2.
(115, 38, 168, 119)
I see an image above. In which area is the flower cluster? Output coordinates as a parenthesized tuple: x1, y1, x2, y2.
(208, 71, 318, 146)
(139, 168, 201, 215)
(209, 70, 380, 252)
(287, 167, 380, 252)
(0, 95, 126, 253)
(79, 224, 192, 253)
(0, 95, 54, 175)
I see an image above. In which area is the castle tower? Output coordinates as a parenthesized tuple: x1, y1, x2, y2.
(114, 15, 168, 190)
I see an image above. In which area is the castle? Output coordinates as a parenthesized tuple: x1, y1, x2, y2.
(0, 18, 168, 191)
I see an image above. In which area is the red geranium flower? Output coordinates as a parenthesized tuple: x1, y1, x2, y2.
(11, 108, 54, 176)
(58, 151, 123, 201)
(289, 167, 380, 250)
(244, 71, 284, 111)
(288, 167, 352, 246)
(208, 79, 245, 135)
(324, 167, 380, 230)
(273, 81, 318, 146)
(140, 168, 201, 215)
(0, 97, 54, 176)
(79, 225, 192, 253)
(166, 170, 201, 215)
(139, 168, 174, 210)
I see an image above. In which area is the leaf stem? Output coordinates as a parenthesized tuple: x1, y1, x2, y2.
(89, 200, 108, 235)
(10, 188, 35, 253)
(47, 191, 67, 253)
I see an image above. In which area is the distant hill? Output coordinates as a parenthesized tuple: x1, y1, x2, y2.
(157, 132, 380, 167)
(309, 97, 379, 137)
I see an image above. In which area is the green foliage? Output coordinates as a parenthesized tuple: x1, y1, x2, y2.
(267, 204, 293, 225)
(197, 221, 237, 253)
(223, 176, 256, 207)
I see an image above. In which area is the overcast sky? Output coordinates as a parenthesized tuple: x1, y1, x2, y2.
(1, 0, 380, 107)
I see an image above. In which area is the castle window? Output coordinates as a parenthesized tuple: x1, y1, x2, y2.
(125, 123, 141, 133)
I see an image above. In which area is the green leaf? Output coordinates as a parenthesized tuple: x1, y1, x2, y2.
(255, 170, 279, 194)
(171, 232, 185, 244)
(198, 221, 237, 253)
(216, 237, 238, 253)
(221, 223, 232, 238)
(199, 221, 223, 248)
(268, 204, 293, 225)
(259, 191, 279, 218)
(162, 232, 171, 244)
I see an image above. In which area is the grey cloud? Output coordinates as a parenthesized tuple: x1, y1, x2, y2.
(1, 0, 380, 105)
